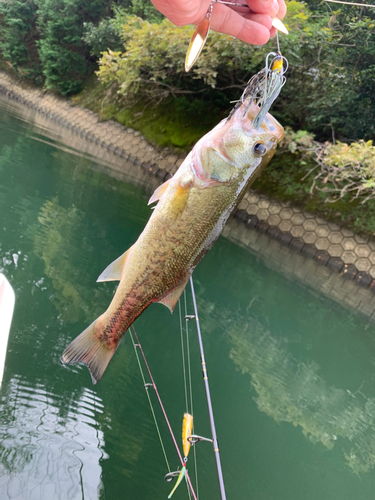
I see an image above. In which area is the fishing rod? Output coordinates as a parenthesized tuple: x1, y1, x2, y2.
(189, 277, 227, 500)
(130, 325, 198, 500)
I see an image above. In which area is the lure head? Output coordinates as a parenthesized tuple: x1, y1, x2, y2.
(196, 101, 284, 185)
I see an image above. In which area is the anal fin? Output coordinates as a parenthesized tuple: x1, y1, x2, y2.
(97, 246, 133, 282)
(157, 276, 190, 314)
(148, 178, 171, 205)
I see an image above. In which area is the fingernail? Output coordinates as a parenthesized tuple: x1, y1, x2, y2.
(273, 0, 279, 14)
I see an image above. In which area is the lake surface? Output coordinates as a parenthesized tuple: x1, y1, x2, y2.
(2, 100, 375, 500)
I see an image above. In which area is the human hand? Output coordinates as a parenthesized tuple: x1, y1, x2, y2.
(150, 0, 287, 46)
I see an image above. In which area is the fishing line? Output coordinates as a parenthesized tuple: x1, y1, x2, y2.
(130, 325, 198, 500)
(178, 300, 189, 414)
(184, 291, 194, 419)
(189, 277, 227, 500)
(129, 328, 171, 473)
(179, 297, 199, 499)
(183, 290, 200, 500)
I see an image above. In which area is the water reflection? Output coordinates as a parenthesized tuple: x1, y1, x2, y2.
(0, 375, 106, 500)
(32, 197, 107, 324)
(223, 311, 375, 475)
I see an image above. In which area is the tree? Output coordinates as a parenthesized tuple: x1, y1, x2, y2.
(35, 0, 108, 95)
(0, 0, 42, 82)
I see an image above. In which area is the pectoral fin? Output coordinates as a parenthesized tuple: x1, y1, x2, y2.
(148, 179, 171, 205)
(97, 246, 133, 282)
(157, 276, 190, 313)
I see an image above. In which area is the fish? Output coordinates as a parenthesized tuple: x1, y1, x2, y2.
(61, 99, 284, 384)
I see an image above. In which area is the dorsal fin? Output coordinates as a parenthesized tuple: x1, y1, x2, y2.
(148, 179, 171, 205)
(97, 246, 132, 282)
(157, 276, 190, 313)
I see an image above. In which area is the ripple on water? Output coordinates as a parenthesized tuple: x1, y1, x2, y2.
(0, 375, 107, 500)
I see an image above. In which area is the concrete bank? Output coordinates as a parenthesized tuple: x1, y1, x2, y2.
(2, 71, 375, 321)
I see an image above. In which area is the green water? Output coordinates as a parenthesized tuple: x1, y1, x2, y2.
(1, 102, 375, 500)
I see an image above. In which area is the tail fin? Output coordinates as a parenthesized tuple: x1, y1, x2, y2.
(61, 320, 116, 384)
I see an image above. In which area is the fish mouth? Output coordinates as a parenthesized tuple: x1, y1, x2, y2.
(243, 102, 284, 143)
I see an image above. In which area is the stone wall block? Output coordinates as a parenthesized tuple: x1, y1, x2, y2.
(280, 208, 293, 220)
(342, 238, 356, 251)
(328, 232, 343, 244)
(315, 225, 330, 238)
(289, 238, 304, 253)
(301, 244, 317, 259)
(290, 226, 305, 238)
(238, 199, 249, 211)
(313, 250, 330, 266)
(355, 258, 371, 273)
(279, 220, 292, 232)
(258, 199, 270, 210)
(303, 232, 317, 245)
(327, 244, 343, 257)
(341, 250, 356, 263)
(315, 238, 330, 250)
(257, 209, 269, 221)
(327, 257, 344, 273)
(355, 245, 371, 258)
(268, 203, 282, 215)
(303, 219, 317, 231)
(268, 214, 281, 227)
(291, 213, 305, 225)
(341, 264, 357, 280)
(247, 192, 260, 204)
(247, 204, 259, 215)
(355, 272, 373, 288)
(246, 215, 259, 229)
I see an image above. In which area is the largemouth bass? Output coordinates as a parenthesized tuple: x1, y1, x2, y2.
(61, 101, 284, 384)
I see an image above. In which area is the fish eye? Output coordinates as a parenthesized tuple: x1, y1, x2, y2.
(253, 142, 267, 156)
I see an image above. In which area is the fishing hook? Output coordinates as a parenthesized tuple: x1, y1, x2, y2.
(188, 434, 213, 444)
(164, 470, 181, 483)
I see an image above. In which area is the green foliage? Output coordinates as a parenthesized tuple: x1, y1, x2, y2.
(285, 5, 375, 141)
(83, 18, 123, 57)
(0, 0, 42, 81)
(82, 6, 130, 57)
(127, 0, 163, 22)
(315, 140, 375, 203)
(35, 0, 108, 95)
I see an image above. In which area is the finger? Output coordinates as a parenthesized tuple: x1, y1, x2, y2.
(276, 0, 287, 20)
(152, 0, 212, 27)
(243, 13, 272, 30)
(245, 0, 279, 17)
(210, 3, 271, 45)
